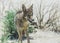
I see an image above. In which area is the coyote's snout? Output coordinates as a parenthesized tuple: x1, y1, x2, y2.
(14, 4, 33, 43)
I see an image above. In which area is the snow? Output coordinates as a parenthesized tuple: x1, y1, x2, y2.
(22, 29, 60, 43)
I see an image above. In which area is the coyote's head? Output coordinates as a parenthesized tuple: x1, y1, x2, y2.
(22, 4, 33, 22)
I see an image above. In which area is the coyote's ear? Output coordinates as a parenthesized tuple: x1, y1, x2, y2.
(22, 4, 26, 12)
(27, 4, 33, 12)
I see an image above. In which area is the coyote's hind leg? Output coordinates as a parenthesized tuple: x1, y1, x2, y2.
(16, 27, 22, 43)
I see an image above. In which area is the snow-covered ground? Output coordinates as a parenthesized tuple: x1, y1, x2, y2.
(23, 29, 60, 43)
(5, 29, 60, 43)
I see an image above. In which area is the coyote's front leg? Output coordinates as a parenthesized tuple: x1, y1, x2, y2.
(26, 29, 30, 43)
(20, 31, 22, 43)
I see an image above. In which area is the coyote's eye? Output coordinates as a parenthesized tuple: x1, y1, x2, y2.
(27, 12, 33, 17)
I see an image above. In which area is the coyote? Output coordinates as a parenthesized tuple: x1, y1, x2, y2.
(14, 4, 33, 43)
